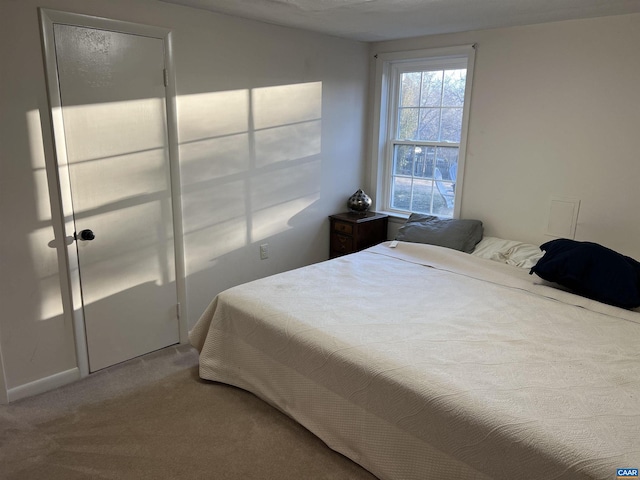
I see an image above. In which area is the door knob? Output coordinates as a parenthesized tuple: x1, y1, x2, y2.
(77, 229, 95, 241)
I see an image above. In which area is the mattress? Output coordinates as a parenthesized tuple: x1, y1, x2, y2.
(190, 241, 640, 479)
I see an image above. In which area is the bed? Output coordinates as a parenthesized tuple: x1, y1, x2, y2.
(190, 232, 640, 479)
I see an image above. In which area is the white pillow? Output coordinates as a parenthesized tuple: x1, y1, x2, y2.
(505, 243, 544, 269)
(471, 237, 517, 262)
(471, 236, 543, 268)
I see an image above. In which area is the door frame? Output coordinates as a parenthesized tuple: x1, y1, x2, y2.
(39, 9, 188, 378)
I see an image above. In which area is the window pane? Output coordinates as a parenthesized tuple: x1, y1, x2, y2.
(411, 178, 434, 213)
(393, 144, 414, 176)
(439, 108, 463, 142)
(436, 147, 459, 182)
(412, 146, 435, 178)
(400, 72, 421, 107)
(417, 108, 440, 141)
(442, 69, 466, 107)
(397, 107, 418, 139)
(391, 176, 411, 210)
(433, 179, 455, 215)
(420, 71, 443, 107)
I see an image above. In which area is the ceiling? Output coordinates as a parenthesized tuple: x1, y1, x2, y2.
(158, 0, 640, 42)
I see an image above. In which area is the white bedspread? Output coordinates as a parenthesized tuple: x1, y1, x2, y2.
(190, 241, 640, 480)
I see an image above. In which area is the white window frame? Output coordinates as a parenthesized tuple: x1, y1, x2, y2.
(370, 45, 476, 219)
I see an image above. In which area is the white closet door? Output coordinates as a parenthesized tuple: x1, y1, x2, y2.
(53, 24, 179, 372)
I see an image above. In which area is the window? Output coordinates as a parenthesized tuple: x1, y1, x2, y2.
(372, 46, 475, 218)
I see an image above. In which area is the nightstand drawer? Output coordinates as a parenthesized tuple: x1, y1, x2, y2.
(329, 211, 388, 259)
(330, 233, 353, 253)
(333, 221, 353, 235)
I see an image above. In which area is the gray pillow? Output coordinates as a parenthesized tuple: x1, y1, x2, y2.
(396, 214, 483, 253)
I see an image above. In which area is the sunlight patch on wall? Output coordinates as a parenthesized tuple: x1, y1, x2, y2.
(252, 194, 320, 242)
(182, 179, 248, 274)
(28, 228, 64, 321)
(178, 89, 251, 185)
(182, 179, 247, 233)
(252, 82, 322, 130)
(27, 110, 54, 223)
(250, 159, 321, 242)
(27, 79, 325, 320)
(253, 82, 322, 168)
(25, 110, 65, 322)
(31, 169, 53, 223)
(179, 89, 254, 275)
(255, 120, 321, 168)
(184, 217, 249, 274)
(179, 132, 250, 184)
(178, 89, 250, 143)
(176, 82, 323, 274)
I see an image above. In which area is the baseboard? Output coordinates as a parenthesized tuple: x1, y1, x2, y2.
(7, 367, 80, 403)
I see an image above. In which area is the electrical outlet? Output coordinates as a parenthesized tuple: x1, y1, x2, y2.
(260, 243, 269, 260)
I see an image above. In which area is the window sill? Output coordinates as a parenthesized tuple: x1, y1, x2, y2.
(376, 211, 409, 223)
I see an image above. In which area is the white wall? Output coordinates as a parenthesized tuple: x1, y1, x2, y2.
(370, 14, 640, 259)
(0, 0, 368, 397)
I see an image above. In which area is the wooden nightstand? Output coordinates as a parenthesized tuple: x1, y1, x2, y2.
(329, 212, 389, 258)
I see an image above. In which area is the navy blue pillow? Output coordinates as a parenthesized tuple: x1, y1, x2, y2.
(529, 239, 640, 309)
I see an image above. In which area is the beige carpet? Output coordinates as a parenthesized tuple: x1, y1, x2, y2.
(0, 345, 378, 479)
